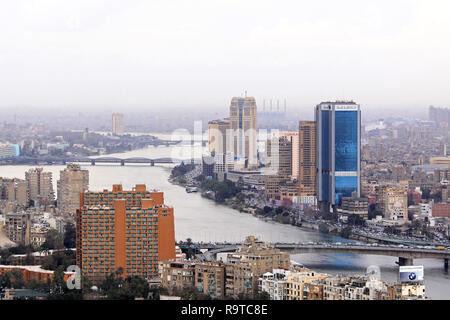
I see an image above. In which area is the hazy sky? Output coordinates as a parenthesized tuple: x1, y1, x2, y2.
(0, 0, 449, 112)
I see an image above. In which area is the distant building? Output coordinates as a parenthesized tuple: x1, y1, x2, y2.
(112, 113, 124, 136)
(201, 155, 215, 178)
(4, 212, 31, 245)
(298, 121, 316, 196)
(258, 268, 329, 300)
(0, 265, 74, 284)
(57, 164, 89, 215)
(376, 185, 408, 221)
(227, 236, 290, 295)
(264, 175, 282, 200)
(229, 96, 258, 169)
(76, 184, 175, 283)
(1, 178, 28, 207)
(280, 131, 299, 178)
(430, 156, 450, 166)
(25, 168, 54, 206)
(267, 135, 292, 177)
(432, 203, 450, 218)
(429, 106, 450, 126)
(338, 193, 369, 218)
(208, 119, 231, 155)
(0, 143, 20, 158)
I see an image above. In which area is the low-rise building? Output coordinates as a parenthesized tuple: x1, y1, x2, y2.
(158, 261, 195, 294)
(194, 262, 225, 299)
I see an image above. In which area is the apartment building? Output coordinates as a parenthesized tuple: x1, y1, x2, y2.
(298, 121, 316, 196)
(158, 261, 195, 294)
(1, 178, 28, 207)
(76, 184, 175, 283)
(25, 168, 54, 206)
(4, 212, 31, 245)
(194, 262, 225, 299)
(57, 164, 89, 215)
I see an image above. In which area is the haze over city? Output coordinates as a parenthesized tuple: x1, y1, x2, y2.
(0, 0, 449, 117)
(1, 0, 450, 306)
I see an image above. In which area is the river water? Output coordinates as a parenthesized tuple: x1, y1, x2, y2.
(1, 143, 449, 299)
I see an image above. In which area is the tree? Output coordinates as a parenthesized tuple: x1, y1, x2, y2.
(122, 276, 150, 299)
(63, 222, 76, 249)
(254, 291, 270, 300)
(41, 229, 64, 251)
(263, 206, 272, 214)
(180, 286, 211, 300)
(41, 249, 76, 271)
(0, 270, 25, 289)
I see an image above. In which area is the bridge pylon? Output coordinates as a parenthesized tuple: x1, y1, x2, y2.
(397, 257, 414, 266)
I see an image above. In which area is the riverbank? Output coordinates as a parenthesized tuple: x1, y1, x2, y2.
(168, 165, 340, 238)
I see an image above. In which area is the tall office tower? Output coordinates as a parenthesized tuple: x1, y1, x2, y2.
(25, 168, 54, 206)
(76, 184, 175, 283)
(277, 136, 292, 177)
(208, 119, 230, 154)
(280, 131, 299, 178)
(112, 113, 124, 136)
(298, 121, 317, 196)
(229, 96, 258, 169)
(315, 101, 361, 210)
(208, 119, 234, 179)
(57, 164, 89, 215)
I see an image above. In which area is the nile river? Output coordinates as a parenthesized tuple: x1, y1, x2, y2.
(0, 143, 449, 299)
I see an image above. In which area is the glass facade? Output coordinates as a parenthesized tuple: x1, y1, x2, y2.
(335, 111, 358, 172)
(320, 110, 331, 201)
(317, 104, 360, 205)
(334, 176, 358, 205)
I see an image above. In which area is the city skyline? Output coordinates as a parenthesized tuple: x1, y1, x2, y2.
(0, 1, 449, 110)
(1, 0, 450, 304)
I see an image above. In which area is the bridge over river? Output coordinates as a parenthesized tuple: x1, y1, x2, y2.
(2, 156, 201, 166)
(196, 242, 450, 269)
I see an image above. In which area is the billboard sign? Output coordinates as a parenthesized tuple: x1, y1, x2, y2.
(399, 265, 424, 282)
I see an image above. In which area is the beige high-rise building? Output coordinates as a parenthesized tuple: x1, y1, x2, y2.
(229, 96, 258, 168)
(2, 178, 28, 207)
(112, 113, 124, 136)
(57, 164, 89, 215)
(280, 131, 299, 178)
(208, 119, 234, 178)
(298, 121, 316, 196)
(208, 119, 231, 154)
(277, 136, 292, 177)
(376, 185, 408, 221)
(25, 168, 54, 205)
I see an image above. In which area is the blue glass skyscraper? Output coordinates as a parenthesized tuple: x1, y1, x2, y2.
(315, 101, 361, 208)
